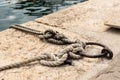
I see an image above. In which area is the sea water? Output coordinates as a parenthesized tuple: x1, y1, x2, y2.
(0, 0, 86, 31)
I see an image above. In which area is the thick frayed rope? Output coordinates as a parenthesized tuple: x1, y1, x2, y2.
(0, 24, 113, 72)
(0, 43, 84, 71)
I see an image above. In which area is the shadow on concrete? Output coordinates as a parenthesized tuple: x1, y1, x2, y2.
(107, 27, 120, 34)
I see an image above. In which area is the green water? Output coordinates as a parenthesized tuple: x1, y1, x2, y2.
(0, 0, 86, 31)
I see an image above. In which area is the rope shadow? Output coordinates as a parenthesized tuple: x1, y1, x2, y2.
(107, 27, 120, 34)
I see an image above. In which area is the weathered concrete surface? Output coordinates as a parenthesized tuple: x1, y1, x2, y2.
(90, 53, 120, 80)
(35, 0, 120, 32)
(105, 10, 120, 29)
(0, 21, 108, 80)
(0, 0, 120, 80)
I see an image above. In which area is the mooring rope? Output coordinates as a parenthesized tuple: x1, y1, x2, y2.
(0, 24, 113, 72)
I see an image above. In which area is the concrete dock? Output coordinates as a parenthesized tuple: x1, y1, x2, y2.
(0, 0, 120, 80)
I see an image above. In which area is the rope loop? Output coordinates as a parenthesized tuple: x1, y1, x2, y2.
(1, 24, 113, 72)
(76, 42, 113, 59)
(39, 53, 68, 67)
(39, 43, 85, 66)
(39, 29, 75, 45)
(44, 29, 66, 39)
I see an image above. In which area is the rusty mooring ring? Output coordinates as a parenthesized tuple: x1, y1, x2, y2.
(78, 42, 113, 59)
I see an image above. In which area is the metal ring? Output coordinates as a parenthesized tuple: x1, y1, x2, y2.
(78, 42, 113, 59)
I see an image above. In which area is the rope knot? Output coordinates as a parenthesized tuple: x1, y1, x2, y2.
(65, 43, 85, 59)
(39, 29, 74, 45)
(39, 43, 85, 66)
(0, 25, 113, 71)
(39, 53, 68, 67)
(44, 29, 66, 39)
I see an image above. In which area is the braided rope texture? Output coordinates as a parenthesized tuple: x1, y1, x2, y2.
(0, 24, 112, 72)
(0, 43, 84, 71)
(10, 25, 75, 45)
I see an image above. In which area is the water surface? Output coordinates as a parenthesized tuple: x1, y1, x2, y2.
(0, 0, 86, 31)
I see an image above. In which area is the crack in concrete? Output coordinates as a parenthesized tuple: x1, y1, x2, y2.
(34, 20, 59, 28)
(95, 70, 114, 79)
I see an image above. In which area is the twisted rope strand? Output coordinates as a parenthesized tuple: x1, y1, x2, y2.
(0, 55, 47, 71)
(9, 24, 113, 59)
(0, 43, 84, 71)
(0, 24, 113, 72)
(10, 24, 75, 45)
(40, 54, 68, 67)
(10, 24, 43, 35)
